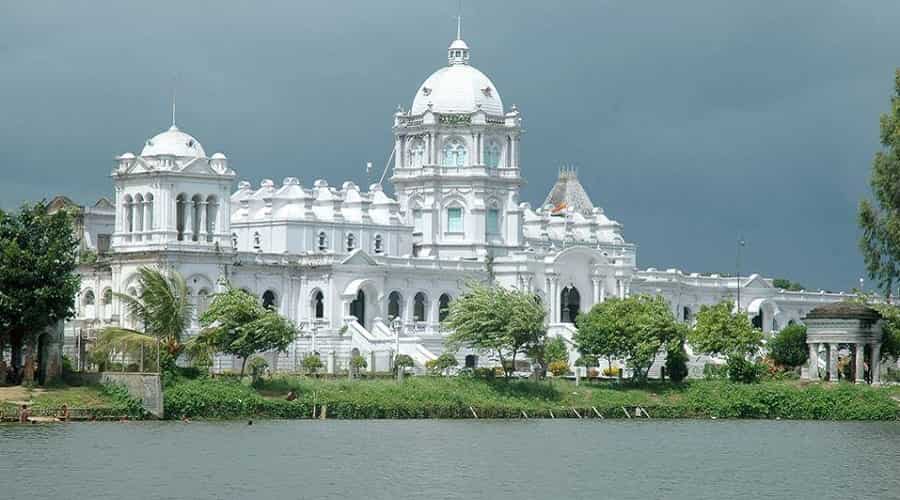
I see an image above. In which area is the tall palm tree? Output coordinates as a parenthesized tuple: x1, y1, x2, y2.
(93, 266, 192, 372)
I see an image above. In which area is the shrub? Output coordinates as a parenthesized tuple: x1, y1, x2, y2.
(587, 368, 599, 378)
(665, 346, 689, 383)
(548, 360, 569, 377)
(768, 324, 808, 368)
(350, 355, 368, 373)
(247, 357, 268, 383)
(602, 366, 620, 377)
(726, 356, 766, 383)
(394, 354, 415, 374)
(301, 354, 323, 374)
(703, 363, 728, 380)
(472, 367, 495, 379)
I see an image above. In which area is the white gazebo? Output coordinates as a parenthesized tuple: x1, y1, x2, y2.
(804, 302, 883, 385)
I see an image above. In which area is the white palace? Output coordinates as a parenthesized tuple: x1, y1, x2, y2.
(59, 30, 852, 375)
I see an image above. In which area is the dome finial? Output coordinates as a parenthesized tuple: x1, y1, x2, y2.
(448, 4, 470, 66)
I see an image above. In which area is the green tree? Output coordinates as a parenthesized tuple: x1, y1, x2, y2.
(772, 278, 804, 291)
(445, 282, 546, 379)
(688, 301, 763, 360)
(349, 354, 368, 377)
(301, 354, 323, 374)
(544, 336, 569, 365)
(93, 266, 192, 376)
(196, 286, 298, 377)
(767, 323, 808, 368)
(394, 354, 415, 379)
(0, 202, 80, 383)
(859, 69, 900, 295)
(427, 353, 458, 376)
(575, 295, 680, 382)
(665, 324, 690, 383)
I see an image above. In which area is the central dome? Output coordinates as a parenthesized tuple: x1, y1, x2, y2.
(140, 125, 206, 158)
(410, 37, 504, 115)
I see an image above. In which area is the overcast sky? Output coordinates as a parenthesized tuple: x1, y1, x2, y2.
(1, 0, 897, 292)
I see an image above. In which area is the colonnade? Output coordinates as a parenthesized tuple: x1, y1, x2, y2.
(807, 342, 882, 385)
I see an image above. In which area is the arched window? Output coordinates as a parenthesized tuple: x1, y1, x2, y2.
(439, 293, 452, 322)
(350, 289, 365, 325)
(447, 206, 463, 233)
(102, 289, 113, 305)
(83, 290, 95, 306)
(190, 194, 203, 241)
(317, 232, 328, 252)
(388, 291, 403, 320)
(412, 208, 423, 234)
(123, 195, 134, 234)
(560, 286, 581, 324)
(441, 138, 467, 167)
(486, 206, 500, 235)
(133, 194, 144, 233)
(408, 139, 425, 167)
(175, 194, 186, 241)
(464, 354, 477, 368)
(485, 141, 501, 168)
(253, 232, 261, 251)
(262, 290, 277, 311)
(313, 290, 325, 319)
(413, 292, 428, 322)
(346, 233, 356, 252)
(197, 289, 211, 316)
(231, 233, 238, 250)
(373, 234, 384, 254)
(683, 306, 692, 324)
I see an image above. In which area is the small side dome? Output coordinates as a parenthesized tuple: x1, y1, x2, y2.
(140, 125, 206, 158)
(211, 152, 227, 160)
(118, 152, 136, 160)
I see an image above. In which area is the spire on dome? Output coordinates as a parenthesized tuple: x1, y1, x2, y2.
(448, 7, 470, 65)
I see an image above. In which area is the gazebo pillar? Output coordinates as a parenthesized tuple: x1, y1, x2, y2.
(855, 343, 866, 384)
(828, 343, 838, 382)
(807, 343, 819, 380)
(871, 342, 882, 385)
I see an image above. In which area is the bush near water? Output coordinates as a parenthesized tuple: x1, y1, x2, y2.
(163, 376, 900, 421)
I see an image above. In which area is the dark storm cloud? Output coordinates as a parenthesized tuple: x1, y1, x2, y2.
(1, 0, 897, 292)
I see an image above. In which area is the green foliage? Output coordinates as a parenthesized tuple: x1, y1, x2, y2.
(574, 355, 598, 367)
(703, 363, 728, 380)
(100, 383, 145, 417)
(301, 354, 323, 374)
(768, 324, 808, 368)
(689, 301, 763, 359)
(445, 282, 546, 378)
(394, 354, 414, 373)
(247, 357, 268, 383)
(852, 298, 900, 361)
(859, 69, 900, 294)
(0, 202, 80, 382)
(726, 355, 766, 383)
(575, 295, 680, 381)
(163, 376, 900, 421)
(79, 249, 98, 265)
(350, 354, 368, 372)
(548, 360, 569, 377)
(92, 267, 192, 377)
(427, 353, 458, 376)
(772, 278, 804, 291)
(544, 336, 569, 365)
(196, 285, 298, 377)
(665, 344, 689, 383)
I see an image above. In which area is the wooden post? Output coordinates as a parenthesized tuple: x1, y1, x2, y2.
(591, 406, 604, 419)
(622, 406, 631, 419)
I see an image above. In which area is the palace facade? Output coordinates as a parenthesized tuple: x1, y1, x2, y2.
(61, 31, 851, 375)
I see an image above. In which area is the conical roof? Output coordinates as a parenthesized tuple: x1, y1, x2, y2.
(543, 168, 595, 216)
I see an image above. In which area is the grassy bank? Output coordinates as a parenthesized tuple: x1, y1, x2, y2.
(0, 383, 144, 420)
(163, 376, 900, 421)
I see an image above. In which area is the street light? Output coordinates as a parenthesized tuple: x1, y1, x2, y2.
(390, 317, 402, 371)
(736, 236, 746, 312)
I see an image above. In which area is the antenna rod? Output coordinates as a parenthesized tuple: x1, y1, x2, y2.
(457, 0, 462, 39)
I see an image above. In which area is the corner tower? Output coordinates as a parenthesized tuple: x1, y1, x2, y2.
(111, 123, 235, 251)
(391, 29, 524, 259)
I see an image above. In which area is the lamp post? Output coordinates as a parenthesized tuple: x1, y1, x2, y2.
(391, 317, 402, 375)
(736, 237, 745, 313)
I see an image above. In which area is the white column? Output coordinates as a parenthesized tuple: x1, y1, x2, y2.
(592, 277, 601, 306)
(199, 201, 209, 242)
(828, 343, 838, 382)
(855, 343, 866, 384)
(871, 342, 882, 385)
(184, 200, 194, 241)
(807, 343, 818, 380)
(143, 201, 151, 233)
(550, 278, 559, 323)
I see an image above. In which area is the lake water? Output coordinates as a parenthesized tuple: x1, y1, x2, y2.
(2, 420, 898, 499)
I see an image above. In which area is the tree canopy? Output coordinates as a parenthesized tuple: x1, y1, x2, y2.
(859, 69, 900, 295)
(767, 323, 808, 368)
(0, 202, 80, 382)
(445, 282, 546, 378)
(688, 301, 763, 359)
(574, 295, 680, 381)
(196, 286, 298, 376)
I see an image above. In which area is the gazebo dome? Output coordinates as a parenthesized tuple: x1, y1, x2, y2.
(140, 125, 206, 158)
(805, 301, 881, 322)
